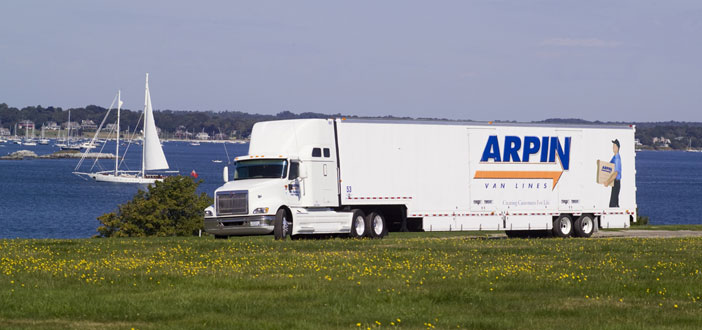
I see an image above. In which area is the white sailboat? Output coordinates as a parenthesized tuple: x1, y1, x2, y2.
(73, 74, 173, 183)
(22, 122, 37, 146)
(189, 130, 200, 146)
(10, 123, 22, 144)
(38, 125, 50, 145)
(60, 110, 81, 150)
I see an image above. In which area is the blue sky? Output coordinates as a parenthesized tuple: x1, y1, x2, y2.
(1, 0, 701, 121)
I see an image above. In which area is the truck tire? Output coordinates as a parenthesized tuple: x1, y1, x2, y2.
(367, 211, 388, 239)
(552, 214, 573, 238)
(573, 215, 595, 238)
(349, 209, 367, 238)
(274, 209, 291, 240)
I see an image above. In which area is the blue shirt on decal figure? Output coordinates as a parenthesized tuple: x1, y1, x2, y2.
(610, 153, 622, 180)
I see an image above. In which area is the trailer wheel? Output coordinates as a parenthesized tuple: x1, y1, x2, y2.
(573, 215, 595, 238)
(274, 209, 291, 240)
(349, 209, 367, 238)
(367, 211, 388, 239)
(214, 235, 228, 240)
(552, 215, 573, 238)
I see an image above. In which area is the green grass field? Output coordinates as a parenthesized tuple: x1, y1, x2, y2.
(1, 233, 701, 329)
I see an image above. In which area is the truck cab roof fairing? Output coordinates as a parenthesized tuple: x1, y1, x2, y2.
(248, 119, 336, 160)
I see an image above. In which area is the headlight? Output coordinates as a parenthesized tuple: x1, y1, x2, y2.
(252, 207, 269, 214)
(205, 210, 213, 216)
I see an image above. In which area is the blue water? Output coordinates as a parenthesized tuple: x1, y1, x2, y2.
(1, 146, 700, 238)
(0, 141, 247, 239)
(635, 151, 702, 225)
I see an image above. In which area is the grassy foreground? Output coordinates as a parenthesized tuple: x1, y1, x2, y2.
(1, 233, 701, 330)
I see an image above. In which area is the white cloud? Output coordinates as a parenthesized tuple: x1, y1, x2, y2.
(540, 38, 621, 48)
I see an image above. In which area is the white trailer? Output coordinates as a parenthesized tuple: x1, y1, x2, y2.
(204, 119, 636, 239)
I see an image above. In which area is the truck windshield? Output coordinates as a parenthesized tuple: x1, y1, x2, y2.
(234, 159, 288, 180)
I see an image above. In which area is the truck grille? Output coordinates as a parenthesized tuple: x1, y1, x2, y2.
(217, 191, 248, 216)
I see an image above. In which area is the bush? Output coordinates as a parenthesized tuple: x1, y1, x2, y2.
(632, 208, 649, 226)
(96, 176, 213, 237)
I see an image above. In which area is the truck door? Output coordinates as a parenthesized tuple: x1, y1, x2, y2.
(301, 147, 339, 207)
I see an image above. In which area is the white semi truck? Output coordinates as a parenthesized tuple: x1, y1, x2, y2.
(204, 119, 636, 239)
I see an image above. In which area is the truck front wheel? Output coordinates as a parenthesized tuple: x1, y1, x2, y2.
(552, 215, 573, 238)
(274, 209, 291, 240)
(367, 211, 388, 239)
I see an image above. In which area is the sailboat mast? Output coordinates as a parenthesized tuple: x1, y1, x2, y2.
(115, 90, 122, 176)
(142, 73, 149, 178)
(67, 110, 71, 144)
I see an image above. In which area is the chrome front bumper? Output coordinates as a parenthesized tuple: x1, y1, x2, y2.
(204, 215, 275, 236)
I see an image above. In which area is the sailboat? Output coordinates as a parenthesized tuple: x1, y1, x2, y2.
(189, 129, 200, 146)
(10, 123, 22, 144)
(22, 123, 37, 146)
(38, 125, 50, 145)
(73, 74, 173, 183)
(60, 110, 81, 150)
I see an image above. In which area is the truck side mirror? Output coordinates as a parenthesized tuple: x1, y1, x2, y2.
(223, 166, 229, 183)
(298, 163, 308, 179)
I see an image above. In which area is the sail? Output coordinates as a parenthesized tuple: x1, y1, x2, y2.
(143, 74, 169, 171)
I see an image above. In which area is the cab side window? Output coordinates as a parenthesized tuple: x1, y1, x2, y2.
(289, 161, 299, 179)
(323, 148, 330, 157)
(312, 148, 322, 157)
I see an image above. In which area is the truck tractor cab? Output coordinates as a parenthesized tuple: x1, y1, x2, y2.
(204, 119, 340, 238)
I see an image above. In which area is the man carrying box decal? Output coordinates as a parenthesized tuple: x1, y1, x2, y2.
(604, 139, 622, 207)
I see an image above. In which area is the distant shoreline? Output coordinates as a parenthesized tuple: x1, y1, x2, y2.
(163, 139, 249, 144)
(636, 148, 702, 152)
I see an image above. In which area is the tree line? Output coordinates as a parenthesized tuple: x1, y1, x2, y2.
(0, 103, 338, 139)
(1, 103, 700, 149)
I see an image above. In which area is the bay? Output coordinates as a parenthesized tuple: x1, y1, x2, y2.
(0, 141, 247, 239)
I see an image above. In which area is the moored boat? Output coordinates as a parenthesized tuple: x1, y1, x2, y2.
(73, 74, 175, 183)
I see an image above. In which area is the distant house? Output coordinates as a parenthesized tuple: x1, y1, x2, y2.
(105, 123, 118, 131)
(18, 120, 35, 130)
(634, 138, 643, 147)
(196, 131, 210, 140)
(81, 120, 97, 131)
(652, 136, 671, 148)
(174, 125, 190, 139)
(0, 127, 10, 136)
(214, 132, 228, 140)
(45, 121, 60, 130)
(63, 121, 81, 130)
